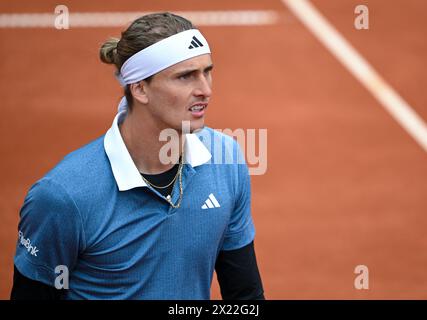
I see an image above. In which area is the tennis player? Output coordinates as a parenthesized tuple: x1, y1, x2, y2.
(11, 12, 264, 300)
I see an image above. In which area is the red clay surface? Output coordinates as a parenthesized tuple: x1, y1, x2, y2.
(1, 0, 426, 299)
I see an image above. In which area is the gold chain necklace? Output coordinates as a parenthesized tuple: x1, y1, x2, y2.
(140, 156, 184, 209)
(140, 156, 182, 189)
(140, 167, 179, 189)
(165, 163, 183, 209)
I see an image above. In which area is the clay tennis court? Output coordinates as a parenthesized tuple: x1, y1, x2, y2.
(1, 0, 426, 299)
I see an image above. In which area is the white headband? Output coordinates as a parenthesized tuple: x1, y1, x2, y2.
(116, 29, 211, 113)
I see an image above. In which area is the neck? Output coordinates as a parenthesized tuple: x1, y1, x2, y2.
(119, 110, 184, 174)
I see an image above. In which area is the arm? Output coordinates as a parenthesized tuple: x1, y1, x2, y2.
(11, 265, 63, 300)
(215, 241, 265, 300)
(217, 139, 264, 299)
(13, 178, 84, 300)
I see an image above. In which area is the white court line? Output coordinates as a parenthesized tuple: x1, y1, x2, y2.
(0, 10, 279, 28)
(281, 0, 427, 153)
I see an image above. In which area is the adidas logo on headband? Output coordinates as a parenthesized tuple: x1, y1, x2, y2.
(188, 36, 204, 49)
(117, 30, 210, 89)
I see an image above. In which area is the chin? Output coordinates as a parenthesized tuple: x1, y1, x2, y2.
(175, 119, 205, 134)
(190, 124, 205, 134)
(189, 119, 205, 133)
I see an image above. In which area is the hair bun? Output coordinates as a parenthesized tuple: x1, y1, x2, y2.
(100, 38, 120, 64)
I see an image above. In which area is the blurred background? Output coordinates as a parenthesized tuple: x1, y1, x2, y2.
(1, 0, 426, 299)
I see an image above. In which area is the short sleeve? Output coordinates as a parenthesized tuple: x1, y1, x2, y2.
(14, 178, 85, 287)
(221, 142, 256, 251)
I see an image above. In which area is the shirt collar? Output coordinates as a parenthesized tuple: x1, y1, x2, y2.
(104, 112, 212, 191)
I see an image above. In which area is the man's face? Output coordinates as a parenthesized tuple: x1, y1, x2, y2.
(142, 54, 213, 133)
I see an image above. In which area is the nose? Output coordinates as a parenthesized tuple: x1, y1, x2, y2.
(193, 74, 212, 98)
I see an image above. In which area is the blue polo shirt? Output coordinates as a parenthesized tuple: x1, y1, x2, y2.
(14, 111, 255, 299)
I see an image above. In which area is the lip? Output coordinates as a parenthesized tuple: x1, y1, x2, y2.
(188, 102, 208, 111)
(188, 102, 208, 118)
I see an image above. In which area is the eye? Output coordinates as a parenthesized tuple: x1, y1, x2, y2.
(178, 73, 192, 80)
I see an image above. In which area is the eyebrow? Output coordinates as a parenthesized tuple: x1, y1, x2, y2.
(175, 64, 214, 77)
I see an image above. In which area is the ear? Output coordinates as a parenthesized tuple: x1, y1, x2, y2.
(130, 81, 149, 105)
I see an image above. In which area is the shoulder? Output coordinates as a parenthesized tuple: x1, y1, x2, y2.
(23, 177, 77, 214)
(44, 135, 110, 184)
(27, 135, 114, 207)
(194, 127, 249, 200)
(195, 127, 245, 165)
(47, 135, 106, 176)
